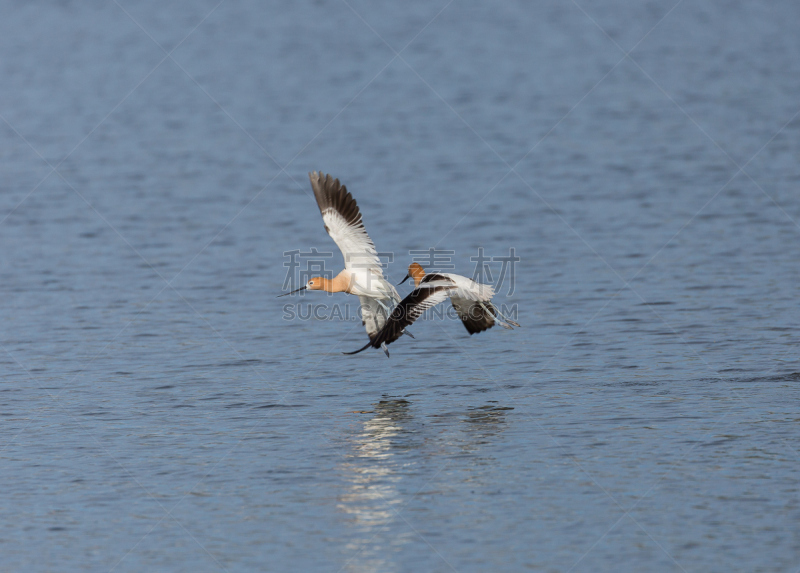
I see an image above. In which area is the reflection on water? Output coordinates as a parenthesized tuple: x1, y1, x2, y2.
(338, 399, 421, 572)
(338, 398, 513, 571)
(463, 403, 513, 443)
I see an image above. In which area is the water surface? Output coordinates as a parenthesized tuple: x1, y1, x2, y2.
(1, 1, 799, 571)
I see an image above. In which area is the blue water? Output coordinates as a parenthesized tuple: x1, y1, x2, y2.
(1, 1, 799, 571)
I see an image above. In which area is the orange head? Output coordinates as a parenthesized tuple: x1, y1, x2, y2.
(399, 262, 426, 287)
(277, 276, 329, 297)
(277, 271, 350, 297)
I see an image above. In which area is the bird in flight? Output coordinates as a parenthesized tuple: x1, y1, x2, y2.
(345, 262, 520, 357)
(278, 172, 406, 346)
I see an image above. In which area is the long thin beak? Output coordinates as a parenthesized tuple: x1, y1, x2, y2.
(277, 286, 307, 298)
(398, 274, 410, 285)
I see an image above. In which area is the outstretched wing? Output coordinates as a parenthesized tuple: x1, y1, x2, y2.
(370, 281, 457, 348)
(424, 273, 497, 334)
(450, 298, 496, 335)
(309, 172, 382, 275)
(359, 295, 391, 342)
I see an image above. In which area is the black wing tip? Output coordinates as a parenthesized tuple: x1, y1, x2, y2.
(342, 340, 373, 355)
(457, 301, 497, 335)
(309, 170, 340, 188)
(464, 322, 494, 335)
(308, 171, 362, 227)
(308, 171, 343, 193)
(342, 340, 395, 357)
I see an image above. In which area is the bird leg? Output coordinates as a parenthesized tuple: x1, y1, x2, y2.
(480, 302, 513, 329)
(496, 309, 520, 328)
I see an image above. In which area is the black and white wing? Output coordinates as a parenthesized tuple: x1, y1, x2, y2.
(370, 280, 457, 348)
(309, 172, 383, 275)
(359, 295, 392, 342)
(450, 298, 496, 335)
(345, 282, 455, 355)
(423, 273, 497, 335)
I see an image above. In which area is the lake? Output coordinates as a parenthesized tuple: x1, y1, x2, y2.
(1, 1, 799, 571)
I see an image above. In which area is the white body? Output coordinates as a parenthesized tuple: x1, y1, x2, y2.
(433, 273, 495, 302)
(308, 172, 400, 340)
